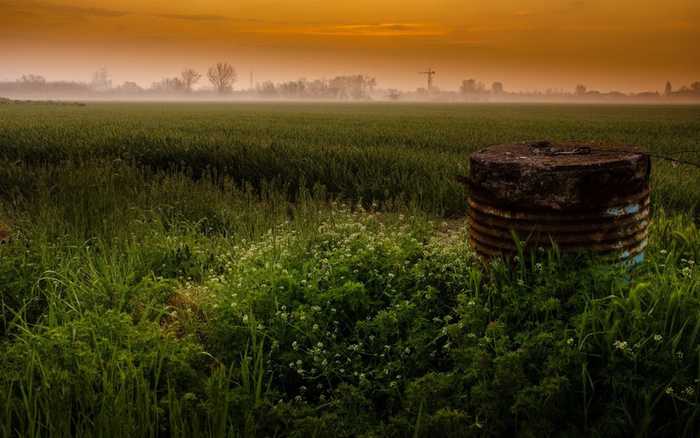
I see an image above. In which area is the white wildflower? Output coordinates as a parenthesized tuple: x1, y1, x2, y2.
(613, 340, 629, 351)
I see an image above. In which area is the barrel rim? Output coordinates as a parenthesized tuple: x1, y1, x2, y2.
(470, 142, 648, 169)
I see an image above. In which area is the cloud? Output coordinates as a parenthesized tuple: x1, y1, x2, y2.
(296, 23, 447, 37)
(152, 13, 265, 23)
(453, 24, 537, 34)
(154, 13, 230, 22)
(1, 2, 263, 23)
(445, 40, 489, 49)
(0, 0, 129, 18)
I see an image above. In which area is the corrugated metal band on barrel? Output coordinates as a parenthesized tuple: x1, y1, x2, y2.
(467, 189, 650, 260)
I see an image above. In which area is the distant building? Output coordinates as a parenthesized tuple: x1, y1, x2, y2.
(492, 82, 504, 95)
(460, 79, 484, 94)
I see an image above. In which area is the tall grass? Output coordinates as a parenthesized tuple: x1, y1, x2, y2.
(1, 103, 699, 216)
(0, 102, 699, 436)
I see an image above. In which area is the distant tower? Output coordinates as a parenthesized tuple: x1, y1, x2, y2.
(250, 72, 254, 90)
(419, 68, 436, 91)
(664, 81, 672, 96)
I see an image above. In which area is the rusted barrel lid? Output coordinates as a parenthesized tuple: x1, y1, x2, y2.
(469, 141, 650, 211)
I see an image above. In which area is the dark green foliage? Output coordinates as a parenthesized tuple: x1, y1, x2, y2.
(0, 103, 699, 437)
(1, 103, 699, 217)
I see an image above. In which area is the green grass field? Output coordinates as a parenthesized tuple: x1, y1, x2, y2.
(1, 102, 700, 437)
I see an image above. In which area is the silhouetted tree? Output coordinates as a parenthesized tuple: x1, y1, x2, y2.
(19, 74, 46, 85)
(665, 81, 673, 96)
(365, 76, 377, 94)
(181, 69, 202, 92)
(328, 75, 375, 100)
(150, 77, 185, 93)
(492, 82, 504, 94)
(257, 81, 278, 97)
(208, 62, 236, 94)
(691, 82, 700, 93)
(279, 80, 306, 98)
(575, 84, 587, 96)
(305, 79, 330, 97)
(460, 79, 484, 94)
(17, 74, 47, 92)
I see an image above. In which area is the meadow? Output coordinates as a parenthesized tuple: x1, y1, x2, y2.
(1, 102, 699, 437)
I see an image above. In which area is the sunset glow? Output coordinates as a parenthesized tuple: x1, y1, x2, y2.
(2, 0, 699, 91)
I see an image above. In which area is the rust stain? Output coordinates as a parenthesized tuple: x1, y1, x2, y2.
(465, 141, 651, 261)
(469, 141, 650, 211)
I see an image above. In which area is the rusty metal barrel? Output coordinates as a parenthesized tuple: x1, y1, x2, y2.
(466, 141, 651, 262)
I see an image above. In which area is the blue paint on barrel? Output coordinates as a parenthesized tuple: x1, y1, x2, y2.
(605, 203, 641, 217)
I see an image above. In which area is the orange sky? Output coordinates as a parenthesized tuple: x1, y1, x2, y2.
(2, 0, 698, 92)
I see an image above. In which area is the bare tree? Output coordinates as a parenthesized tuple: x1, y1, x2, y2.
(181, 69, 202, 92)
(207, 62, 236, 94)
(19, 74, 46, 85)
(258, 81, 278, 97)
(17, 74, 47, 92)
(364, 75, 377, 95)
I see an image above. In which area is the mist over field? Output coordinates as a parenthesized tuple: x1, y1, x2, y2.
(2, 69, 699, 103)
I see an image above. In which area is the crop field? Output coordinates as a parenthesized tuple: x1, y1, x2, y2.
(1, 102, 700, 437)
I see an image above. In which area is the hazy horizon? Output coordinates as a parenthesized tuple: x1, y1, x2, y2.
(2, 0, 699, 93)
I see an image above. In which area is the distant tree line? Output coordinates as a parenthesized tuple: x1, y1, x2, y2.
(257, 75, 376, 100)
(664, 81, 700, 98)
(0, 63, 381, 100)
(130, 63, 237, 95)
(1, 65, 699, 102)
(454, 78, 700, 102)
(0, 62, 240, 97)
(456, 79, 504, 101)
